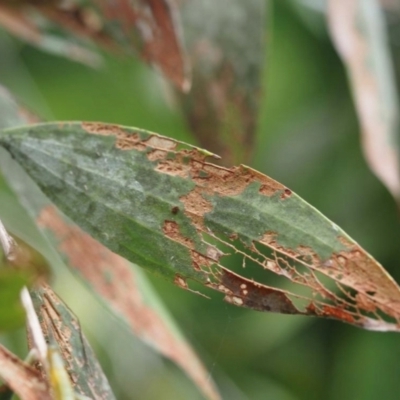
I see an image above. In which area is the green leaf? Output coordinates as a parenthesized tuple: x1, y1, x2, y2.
(176, 0, 267, 164)
(0, 270, 30, 331)
(1, 121, 400, 332)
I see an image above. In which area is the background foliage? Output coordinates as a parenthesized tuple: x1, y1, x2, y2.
(1, 1, 400, 399)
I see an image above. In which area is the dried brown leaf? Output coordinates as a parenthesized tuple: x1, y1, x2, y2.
(0, 344, 51, 400)
(328, 0, 400, 199)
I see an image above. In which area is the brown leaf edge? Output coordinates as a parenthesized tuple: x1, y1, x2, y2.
(0, 344, 51, 400)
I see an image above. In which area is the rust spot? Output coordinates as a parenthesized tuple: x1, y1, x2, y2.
(82, 122, 142, 150)
(147, 149, 168, 161)
(156, 159, 190, 177)
(162, 220, 194, 249)
(281, 188, 292, 199)
(229, 233, 239, 241)
(180, 188, 213, 229)
(174, 275, 188, 290)
(191, 250, 213, 272)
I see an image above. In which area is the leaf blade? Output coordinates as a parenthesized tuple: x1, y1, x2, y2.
(327, 0, 400, 199)
(176, 0, 267, 164)
(0, 344, 51, 400)
(1, 121, 400, 331)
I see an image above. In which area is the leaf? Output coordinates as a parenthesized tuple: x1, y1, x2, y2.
(0, 87, 220, 400)
(35, 207, 220, 400)
(1, 121, 400, 332)
(175, 0, 267, 164)
(0, 3, 102, 67)
(0, 232, 49, 331)
(0, 344, 51, 400)
(0, 270, 30, 331)
(29, 284, 116, 400)
(0, 0, 189, 89)
(327, 0, 400, 200)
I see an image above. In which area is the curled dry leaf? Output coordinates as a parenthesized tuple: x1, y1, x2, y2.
(1, 121, 400, 332)
(328, 0, 400, 200)
(175, 0, 266, 165)
(0, 344, 51, 400)
(0, 0, 189, 88)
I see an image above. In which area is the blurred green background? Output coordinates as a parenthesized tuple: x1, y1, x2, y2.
(1, 1, 400, 399)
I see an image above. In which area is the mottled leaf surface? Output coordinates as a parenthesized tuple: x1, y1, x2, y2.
(36, 207, 220, 400)
(0, 0, 189, 88)
(176, 0, 266, 164)
(328, 0, 400, 200)
(1, 122, 400, 331)
(0, 88, 220, 400)
(0, 344, 51, 400)
(29, 284, 116, 400)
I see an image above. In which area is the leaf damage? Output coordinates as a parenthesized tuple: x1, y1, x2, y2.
(0, 344, 51, 400)
(36, 206, 221, 400)
(2, 121, 400, 332)
(0, 0, 190, 88)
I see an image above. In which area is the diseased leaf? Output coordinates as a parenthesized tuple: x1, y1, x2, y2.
(0, 3, 102, 67)
(0, 0, 189, 88)
(36, 207, 220, 400)
(1, 121, 400, 331)
(0, 344, 51, 400)
(29, 284, 116, 400)
(327, 0, 400, 200)
(175, 0, 266, 164)
(0, 87, 220, 400)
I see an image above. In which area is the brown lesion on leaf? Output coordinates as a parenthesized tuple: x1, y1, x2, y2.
(155, 159, 191, 178)
(180, 188, 213, 229)
(37, 205, 221, 400)
(191, 250, 210, 269)
(306, 302, 356, 324)
(162, 220, 194, 249)
(281, 188, 292, 199)
(144, 135, 176, 150)
(82, 122, 144, 150)
(212, 268, 301, 314)
(174, 274, 188, 290)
